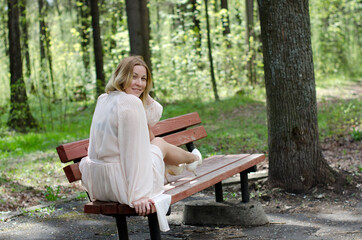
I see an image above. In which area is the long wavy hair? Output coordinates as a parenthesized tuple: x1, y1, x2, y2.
(105, 56, 152, 105)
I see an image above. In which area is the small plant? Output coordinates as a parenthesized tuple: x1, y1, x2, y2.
(44, 186, 61, 201)
(350, 127, 362, 141)
(76, 192, 88, 200)
(21, 205, 56, 218)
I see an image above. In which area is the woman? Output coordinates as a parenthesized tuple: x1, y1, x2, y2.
(79, 56, 202, 231)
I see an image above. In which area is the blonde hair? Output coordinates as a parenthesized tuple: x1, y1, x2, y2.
(105, 56, 152, 105)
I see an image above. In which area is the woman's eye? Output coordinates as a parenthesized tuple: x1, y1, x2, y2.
(142, 78, 147, 81)
(133, 75, 137, 79)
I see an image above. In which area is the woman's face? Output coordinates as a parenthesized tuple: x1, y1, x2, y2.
(125, 65, 147, 97)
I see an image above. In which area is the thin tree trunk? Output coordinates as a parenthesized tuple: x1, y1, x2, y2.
(189, 0, 201, 54)
(90, 0, 105, 97)
(7, 0, 37, 132)
(245, 0, 256, 85)
(19, 0, 30, 79)
(77, 0, 91, 71)
(204, 0, 219, 101)
(38, 0, 55, 100)
(2, 0, 9, 56)
(125, 0, 151, 71)
(220, 0, 230, 36)
(258, 0, 339, 192)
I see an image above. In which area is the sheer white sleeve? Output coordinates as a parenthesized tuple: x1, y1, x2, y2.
(117, 95, 154, 206)
(145, 97, 163, 127)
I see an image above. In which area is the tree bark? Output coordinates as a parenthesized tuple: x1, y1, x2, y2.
(125, 0, 151, 71)
(7, 0, 37, 132)
(258, 0, 338, 192)
(90, 0, 105, 97)
(204, 0, 219, 101)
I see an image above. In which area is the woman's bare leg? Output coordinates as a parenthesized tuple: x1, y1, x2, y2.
(151, 137, 198, 165)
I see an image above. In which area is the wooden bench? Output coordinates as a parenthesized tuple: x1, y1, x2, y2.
(56, 112, 265, 240)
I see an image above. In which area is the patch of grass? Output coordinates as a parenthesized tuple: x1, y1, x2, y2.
(162, 94, 268, 156)
(20, 204, 57, 218)
(318, 98, 361, 139)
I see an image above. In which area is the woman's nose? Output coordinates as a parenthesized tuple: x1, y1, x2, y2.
(135, 78, 142, 85)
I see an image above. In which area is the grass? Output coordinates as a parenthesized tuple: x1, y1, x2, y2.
(0, 77, 360, 207)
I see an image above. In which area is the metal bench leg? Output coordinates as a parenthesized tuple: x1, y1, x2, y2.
(148, 212, 161, 240)
(215, 182, 223, 202)
(115, 215, 129, 240)
(240, 171, 250, 203)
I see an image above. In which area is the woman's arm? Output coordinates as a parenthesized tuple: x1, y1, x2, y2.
(148, 124, 155, 141)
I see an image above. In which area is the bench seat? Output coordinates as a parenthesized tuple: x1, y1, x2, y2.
(83, 154, 264, 216)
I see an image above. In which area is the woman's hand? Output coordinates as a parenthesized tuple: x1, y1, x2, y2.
(132, 197, 155, 216)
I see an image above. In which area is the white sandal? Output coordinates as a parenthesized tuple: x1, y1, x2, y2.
(186, 148, 203, 175)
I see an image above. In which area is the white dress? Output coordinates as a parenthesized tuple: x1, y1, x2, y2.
(79, 91, 171, 231)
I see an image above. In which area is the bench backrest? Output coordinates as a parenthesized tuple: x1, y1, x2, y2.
(56, 112, 207, 183)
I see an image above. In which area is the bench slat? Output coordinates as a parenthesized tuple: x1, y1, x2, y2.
(162, 126, 207, 146)
(164, 154, 250, 187)
(152, 112, 201, 136)
(166, 154, 265, 204)
(84, 201, 157, 216)
(63, 162, 81, 183)
(57, 139, 89, 163)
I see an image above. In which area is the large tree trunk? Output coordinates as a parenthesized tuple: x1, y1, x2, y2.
(258, 0, 338, 192)
(90, 0, 105, 97)
(7, 0, 37, 132)
(125, 0, 151, 71)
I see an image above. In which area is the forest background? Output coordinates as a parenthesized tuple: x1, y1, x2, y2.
(0, 0, 361, 212)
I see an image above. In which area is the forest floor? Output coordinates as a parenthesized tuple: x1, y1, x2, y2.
(0, 80, 361, 239)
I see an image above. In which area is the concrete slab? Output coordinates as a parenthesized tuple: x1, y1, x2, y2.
(183, 200, 269, 227)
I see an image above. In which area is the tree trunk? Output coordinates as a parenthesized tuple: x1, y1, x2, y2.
(90, 0, 105, 97)
(77, 0, 91, 72)
(19, 0, 31, 79)
(258, 0, 338, 192)
(7, 0, 37, 132)
(189, 0, 201, 54)
(1, 0, 9, 56)
(38, 0, 56, 99)
(125, 0, 151, 71)
(220, 0, 230, 36)
(245, 0, 256, 85)
(204, 0, 219, 101)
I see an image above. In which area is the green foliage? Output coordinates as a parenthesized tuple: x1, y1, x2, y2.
(44, 186, 61, 201)
(20, 204, 56, 218)
(350, 127, 362, 141)
(310, 0, 361, 78)
(318, 98, 361, 139)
